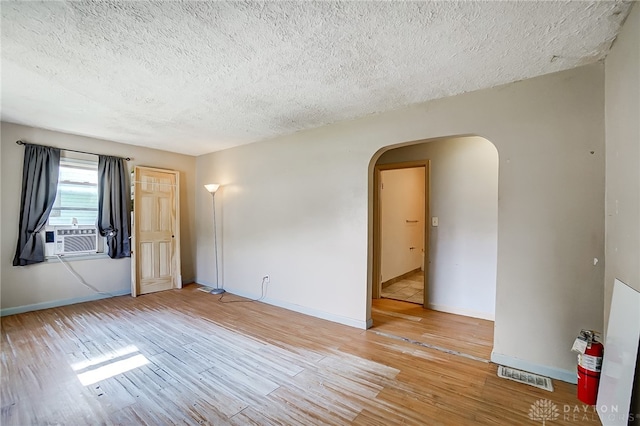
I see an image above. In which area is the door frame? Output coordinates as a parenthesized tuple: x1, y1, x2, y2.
(372, 160, 430, 306)
(131, 166, 181, 297)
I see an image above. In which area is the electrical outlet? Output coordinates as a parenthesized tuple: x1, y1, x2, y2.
(263, 275, 270, 283)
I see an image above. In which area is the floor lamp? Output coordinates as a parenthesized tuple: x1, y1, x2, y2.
(204, 184, 224, 294)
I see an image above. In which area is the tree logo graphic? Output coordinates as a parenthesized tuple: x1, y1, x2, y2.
(528, 399, 559, 425)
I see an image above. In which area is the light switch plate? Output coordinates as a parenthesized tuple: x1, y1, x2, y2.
(432, 217, 438, 227)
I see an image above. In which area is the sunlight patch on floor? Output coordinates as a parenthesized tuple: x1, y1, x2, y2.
(77, 353, 150, 386)
(71, 344, 140, 371)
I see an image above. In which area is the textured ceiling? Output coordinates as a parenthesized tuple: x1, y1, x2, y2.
(1, 1, 633, 156)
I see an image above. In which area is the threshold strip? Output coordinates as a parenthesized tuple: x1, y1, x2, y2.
(371, 307, 422, 322)
(372, 330, 490, 363)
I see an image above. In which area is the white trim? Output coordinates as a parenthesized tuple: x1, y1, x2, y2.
(199, 282, 369, 329)
(490, 351, 577, 384)
(428, 303, 495, 321)
(262, 296, 368, 329)
(196, 280, 219, 289)
(366, 318, 374, 329)
(0, 289, 130, 317)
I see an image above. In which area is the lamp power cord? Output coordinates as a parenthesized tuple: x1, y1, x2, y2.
(218, 276, 268, 303)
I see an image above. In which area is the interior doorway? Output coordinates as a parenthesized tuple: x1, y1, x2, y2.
(370, 135, 498, 322)
(368, 135, 499, 367)
(376, 165, 428, 305)
(372, 161, 429, 306)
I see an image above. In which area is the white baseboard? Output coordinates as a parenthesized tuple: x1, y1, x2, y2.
(195, 280, 221, 289)
(491, 351, 577, 384)
(261, 296, 368, 329)
(0, 289, 131, 317)
(198, 282, 369, 330)
(428, 303, 495, 321)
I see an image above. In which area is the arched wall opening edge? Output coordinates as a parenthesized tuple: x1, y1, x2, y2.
(366, 134, 500, 333)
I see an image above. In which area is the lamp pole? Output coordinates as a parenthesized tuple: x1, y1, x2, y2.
(204, 184, 224, 294)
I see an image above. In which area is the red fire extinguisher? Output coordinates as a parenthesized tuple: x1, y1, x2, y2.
(576, 330, 604, 405)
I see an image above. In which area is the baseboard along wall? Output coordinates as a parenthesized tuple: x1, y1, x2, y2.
(0, 288, 131, 317)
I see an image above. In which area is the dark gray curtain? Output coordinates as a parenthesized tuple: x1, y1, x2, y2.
(13, 144, 60, 266)
(97, 156, 131, 259)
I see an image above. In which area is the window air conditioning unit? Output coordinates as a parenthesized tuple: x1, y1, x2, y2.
(54, 226, 99, 255)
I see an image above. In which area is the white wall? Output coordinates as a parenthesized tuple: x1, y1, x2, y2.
(196, 63, 605, 381)
(603, 3, 640, 418)
(378, 136, 498, 320)
(604, 4, 640, 316)
(380, 167, 425, 282)
(0, 123, 197, 313)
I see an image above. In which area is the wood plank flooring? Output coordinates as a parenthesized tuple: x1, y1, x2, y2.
(1, 285, 601, 425)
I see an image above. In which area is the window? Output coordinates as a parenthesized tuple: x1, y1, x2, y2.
(48, 157, 99, 226)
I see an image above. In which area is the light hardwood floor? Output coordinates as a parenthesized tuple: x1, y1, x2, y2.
(1, 285, 601, 425)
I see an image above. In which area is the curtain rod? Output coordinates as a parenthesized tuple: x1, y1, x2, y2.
(16, 140, 131, 161)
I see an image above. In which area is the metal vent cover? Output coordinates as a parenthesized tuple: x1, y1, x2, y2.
(497, 365, 554, 392)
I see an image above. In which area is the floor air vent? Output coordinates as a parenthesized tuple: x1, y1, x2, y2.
(497, 365, 554, 391)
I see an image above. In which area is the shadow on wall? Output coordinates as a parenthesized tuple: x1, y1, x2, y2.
(369, 135, 499, 321)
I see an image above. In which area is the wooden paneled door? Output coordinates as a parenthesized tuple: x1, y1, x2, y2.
(131, 166, 181, 296)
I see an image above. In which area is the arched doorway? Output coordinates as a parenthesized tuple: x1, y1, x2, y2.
(370, 135, 499, 323)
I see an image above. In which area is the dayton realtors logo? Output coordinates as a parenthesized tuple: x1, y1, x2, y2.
(528, 399, 559, 425)
(528, 399, 633, 424)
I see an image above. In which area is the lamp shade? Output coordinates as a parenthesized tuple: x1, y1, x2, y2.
(204, 183, 220, 193)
